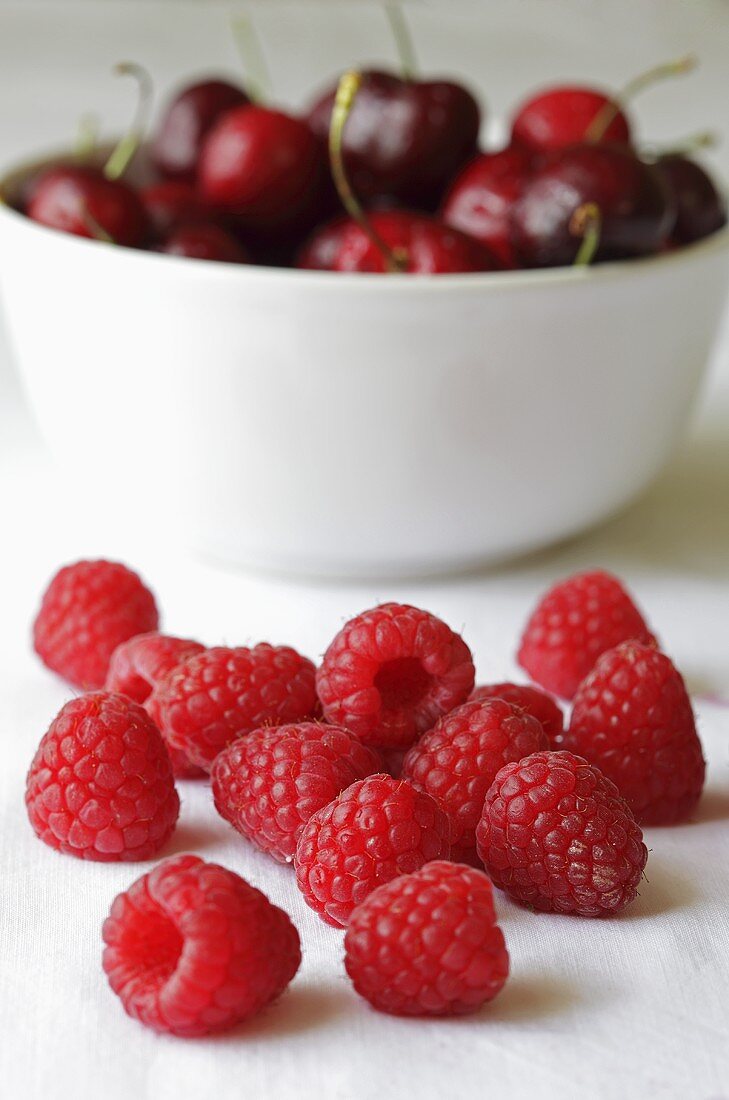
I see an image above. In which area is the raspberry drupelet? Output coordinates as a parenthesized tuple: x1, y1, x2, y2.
(469, 682, 564, 740)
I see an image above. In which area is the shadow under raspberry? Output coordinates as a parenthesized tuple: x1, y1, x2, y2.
(619, 854, 698, 920)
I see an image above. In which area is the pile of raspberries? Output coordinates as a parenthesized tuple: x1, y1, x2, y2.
(26, 559, 705, 1036)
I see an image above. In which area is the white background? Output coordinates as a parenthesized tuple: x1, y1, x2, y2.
(1, 4, 728, 1099)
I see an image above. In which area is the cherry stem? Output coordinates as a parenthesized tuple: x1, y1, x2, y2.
(230, 13, 270, 104)
(74, 113, 99, 160)
(329, 70, 407, 273)
(104, 62, 153, 181)
(384, 3, 418, 81)
(585, 54, 697, 143)
(81, 204, 114, 244)
(642, 129, 718, 160)
(570, 202, 601, 267)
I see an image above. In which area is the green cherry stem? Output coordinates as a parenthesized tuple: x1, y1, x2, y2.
(570, 202, 602, 267)
(641, 129, 718, 161)
(586, 54, 697, 144)
(230, 12, 270, 104)
(104, 62, 153, 181)
(81, 204, 115, 244)
(384, 3, 418, 81)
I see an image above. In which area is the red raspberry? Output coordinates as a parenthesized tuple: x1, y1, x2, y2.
(316, 603, 475, 750)
(25, 692, 179, 861)
(345, 861, 509, 1016)
(563, 642, 705, 825)
(107, 633, 206, 779)
(211, 723, 381, 863)
(517, 570, 654, 699)
(149, 644, 317, 771)
(476, 750, 647, 916)
(470, 682, 563, 740)
(402, 699, 549, 862)
(33, 560, 159, 690)
(294, 773, 451, 927)
(102, 854, 301, 1036)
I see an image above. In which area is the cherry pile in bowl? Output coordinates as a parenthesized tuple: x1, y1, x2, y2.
(21, 51, 727, 274)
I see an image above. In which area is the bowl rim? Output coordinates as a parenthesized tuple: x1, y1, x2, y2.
(1, 142, 728, 292)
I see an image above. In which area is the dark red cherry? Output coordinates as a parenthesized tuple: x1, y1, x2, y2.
(160, 222, 249, 263)
(511, 87, 630, 153)
(441, 147, 533, 268)
(510, 144, 674, 268)
(152, 79, 249, 182)
(198, 105, 324, 235)
(307, 70, 480, 209)
(27, 165, 148, 246)
(140, 180, 211, 238)
(654, 155, 727, 244)
(297, 215, 350, 270)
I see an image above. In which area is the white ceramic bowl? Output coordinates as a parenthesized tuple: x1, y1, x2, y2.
(1, 153, 728, 577)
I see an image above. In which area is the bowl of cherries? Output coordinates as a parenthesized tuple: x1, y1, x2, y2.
(0, 35, 727, 577)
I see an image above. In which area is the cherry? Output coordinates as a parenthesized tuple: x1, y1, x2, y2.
(654, 155, 727, 245)
(297, 215, 350, 270)
(140, 180, 211, 238)
(511, 144, 675, 268)
(160, 222, 249, 263)
(151, 79, 249, 182)
(28, 166, 148, 245)
(440, 147, 534, 268)
(511, 87, 630, 153)
(198, 105, 325, 236)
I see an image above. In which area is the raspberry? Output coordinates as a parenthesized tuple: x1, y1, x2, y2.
(517, 569, 654, 699)
(344, 861, 509, 1016)
(316, 602, 475, 750)
(102, 854, 301, 1036)
(470, 682, 563, 740)
(563, 642, 705, 825)
(212, 723, 381, 863)
(25, 692, 179, 861)
(149, 644, 317, 771)
(33, 559, 159, 690)
(294, 773, 451, 927)
(107, 633, 206, 779)
(402, 698, 549, 862)
(476, 750, 647, 916)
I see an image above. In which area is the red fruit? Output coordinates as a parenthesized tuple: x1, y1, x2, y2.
(655, 155, 727, 244)
(476, 750, 647, 916)
(102, 854, 301, 1036)
(564, 642, 705, 824)
(25, 692, 179, 861)
(149, 644, 317, 771)
(316, 602, 475, 750)
(27, 166, 148, 246)
(469, 683, 563, 740)
(511, 86, 630, 153)
(33, 559, 159, 690)
(294, 773, 450, 927)
(345, 861, 509, 1016)
(140, 180, 210, 238)
(152, 78, 249, 182)
(511, 144, 674, 267)
(198, 105, 324, 235)
(402, 698, 549, 862)
(211, 722, 381, 863)
(296, 214, 350, 270)
(517, 569, 655, 700)
(441, 147, 534, 268)
(307, 70, 480, 208)
(160, 222, 249, 263)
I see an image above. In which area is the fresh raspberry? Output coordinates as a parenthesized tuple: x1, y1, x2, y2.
(33, 560, 159, 689)
(563, 642, 705, 825)
(517, 569, 655, 699)
(470, 682, 564, 740)
(476, 750, 647, 916)
(345, 861, 509, 1016)
(211, 723, 381, 863)
(402, 699, 549, 862)
(295, 773, 450, 927)
(25, 692, 179, 861)
(106, 633, 207, 779)
(102, 854, 301, 1036)
(149, 644, 317, 771)
(316, 603, 475, 750)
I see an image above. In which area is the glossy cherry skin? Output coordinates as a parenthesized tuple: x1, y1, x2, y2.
(152, 78, 249, 182)
(307, 70, 481, 209)
(299, 210, 500, 274)
(27, 166, 148, 246)
(160, 222, 249, 263)
(140, 181, 211, 238)
(198, 105, 325, 235)
(511, 86, 631, 153)
(297, 215, 350, 270)
(654, 155, 727, 245)
(511, 144, 674, 268)
(441, 147, 533, 268)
